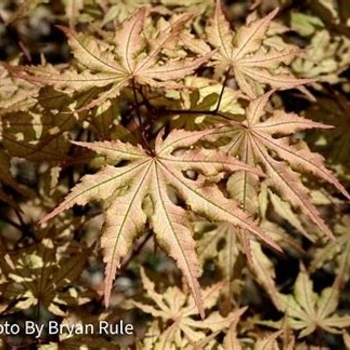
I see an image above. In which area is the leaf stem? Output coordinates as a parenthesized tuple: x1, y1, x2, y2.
(131, 79, 153, 153)
(213, 67, 231, 113)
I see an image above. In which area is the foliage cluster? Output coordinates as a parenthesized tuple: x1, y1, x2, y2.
(1, 0, 350, 348)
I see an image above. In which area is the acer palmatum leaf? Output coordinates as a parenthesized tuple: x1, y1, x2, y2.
(194, 0, 314, 97)
(39, 128, 281, 316)
(223, 312, 244, 350)
(134, 268, 246, 347)
(212, 92, 350, 240)
(254, 330, 284, 350)
(276, 265, 350, 337)
(11, 8, 213, 111)
(3, 238, 91, 316)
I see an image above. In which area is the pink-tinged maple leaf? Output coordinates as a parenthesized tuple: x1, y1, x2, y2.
(10, 8, 213, 110)
(210, 92, 350, 240)
(39, 128, 281, 317)
(184, 0, 313, 98)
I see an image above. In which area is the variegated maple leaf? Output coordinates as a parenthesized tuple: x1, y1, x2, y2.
(2, 238, 91, 316)
(134, 268, 246, 349)
(274, 265, 350, 338)
(310, 215, 350, 284)
(197, 221, 280, 312)
(39, 128, 281, 316)
(183, 0, 311, 98)
(11, 8, 213, 110)
(210, 92, 350, 240)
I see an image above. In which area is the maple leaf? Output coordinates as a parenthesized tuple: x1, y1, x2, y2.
(39, 128, 281, 316)
(210, 92, 350, 240)
(274, 265, 350, 338)
(4, 0, 49, 26)
(12, 8, 213, 110)
(199, 222, 281, 312)
(222, 313, 243, 350)
(254, 330, 284, 350)
(2, 238, 92, 316)
(0, 151, 31, 208)
(196, 221, 243, 311)
(101, 0, 151, 26)
(1, 109, 78, 162)
(0, 64, 38, 114)
(266, 189, 314, 241)
(184, 0, 312, 98)
(310, 215, 350, 284)
(168, 76, 244, 130)
(305, 92, 350, 169)
(134, 268, 246, 349)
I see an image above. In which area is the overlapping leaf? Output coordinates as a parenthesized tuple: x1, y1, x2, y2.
(5, 0, 49, 26)
(1, 110, 78, 162)
(310, 215, 350, 284)
(184, 0, 311, 98)
(275, 266, 350, 337)
(197, 219, 280, 312)
(196, 221, 242, 311)
(134, 268, 245, 349)
(169, 76, 244, 130)
(0, 151, 30, 208)
(0, 64, 38, 114)
(305, 92, 350, 170)
(39, 128, 281, 316)
(2, 238, 91, 316)
(12, 8, 212, 110)
(210, 92, 349, 240)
